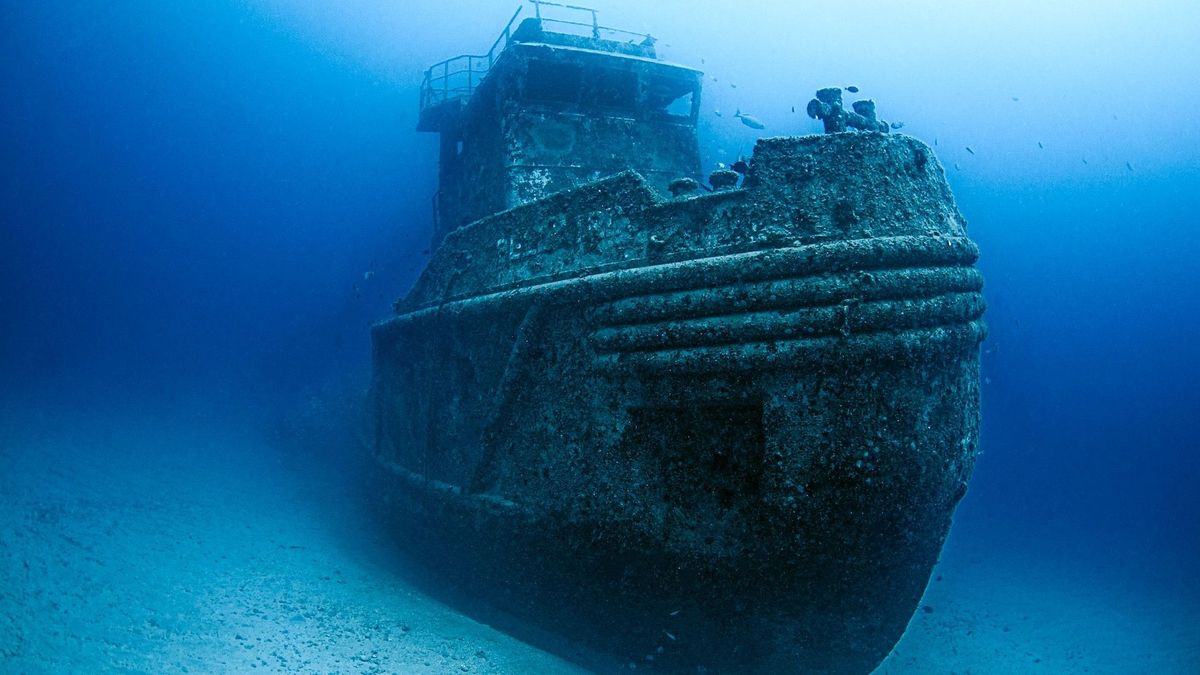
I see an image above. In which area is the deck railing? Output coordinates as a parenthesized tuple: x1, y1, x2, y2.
(529, 0, 654, 43)
(419, 1, 655, 116)
(419, 5, 524, 114)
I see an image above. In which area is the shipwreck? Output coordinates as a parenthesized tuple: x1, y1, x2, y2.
(369, 2, 986, 673)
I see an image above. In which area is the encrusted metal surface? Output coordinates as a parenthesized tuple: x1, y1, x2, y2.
(370, 131, 985, 673)
(427, 30, 702, 243)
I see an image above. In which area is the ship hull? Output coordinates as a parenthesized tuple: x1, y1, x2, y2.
(370, 134, 985, 673)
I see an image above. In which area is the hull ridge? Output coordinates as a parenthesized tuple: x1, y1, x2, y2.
(370, 133, 985, 673)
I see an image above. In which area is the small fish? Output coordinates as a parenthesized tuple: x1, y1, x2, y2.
(700, 57, 706, 64)
(422, 248, 431, 255)
(791, 106, 795, 113)
(713, 109, 722, 117)
(363, 270, 375, 281)
(1082, 157, 1088, 165)
(734, 109, 766, 129)
(669, 609, 680, 616)
(664, 630, 677, 640)
(1011, 96, 1020, 102)
(890, 121, 905, 130)
(954, 163, 961, 171)
(965, 146, 975, 155)
(846, 85, 860, 93)
(730, 83, 737, 88)
(1037, 141, 1044, 149)
(1126, 161, 1134, 171)
(934, 137, 939, 146)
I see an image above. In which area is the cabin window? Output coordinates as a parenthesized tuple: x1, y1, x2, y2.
(524, 60, 583, 103)
(644, 74, 698, 121)
(665, 89, 694, 118)
(582, 68, 637, 110)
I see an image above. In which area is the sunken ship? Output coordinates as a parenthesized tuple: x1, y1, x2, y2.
(369, 3, 985, 673)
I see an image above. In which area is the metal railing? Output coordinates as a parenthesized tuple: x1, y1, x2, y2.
(419, 1, 655, 116)
(530, 0, 653, 43)
(419, 5, 524, 114)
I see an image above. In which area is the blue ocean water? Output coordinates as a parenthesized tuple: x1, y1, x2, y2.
(2, 1, 1197, 672)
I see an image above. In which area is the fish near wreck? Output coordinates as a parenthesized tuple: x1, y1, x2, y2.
(735, 109, 767, 129)
(368, 4, 985, 674)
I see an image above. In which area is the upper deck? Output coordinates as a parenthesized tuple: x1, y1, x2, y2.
(416, 1, 704, 243)
(418, 2, 691, 132)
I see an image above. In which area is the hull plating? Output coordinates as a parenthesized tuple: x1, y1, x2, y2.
(370, 133, 985, 673)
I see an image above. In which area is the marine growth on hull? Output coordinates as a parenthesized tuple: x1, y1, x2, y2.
(370, 3, 985, 673)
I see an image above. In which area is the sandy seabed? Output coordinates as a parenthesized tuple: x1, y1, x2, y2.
(2, 406, 1196, 674)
